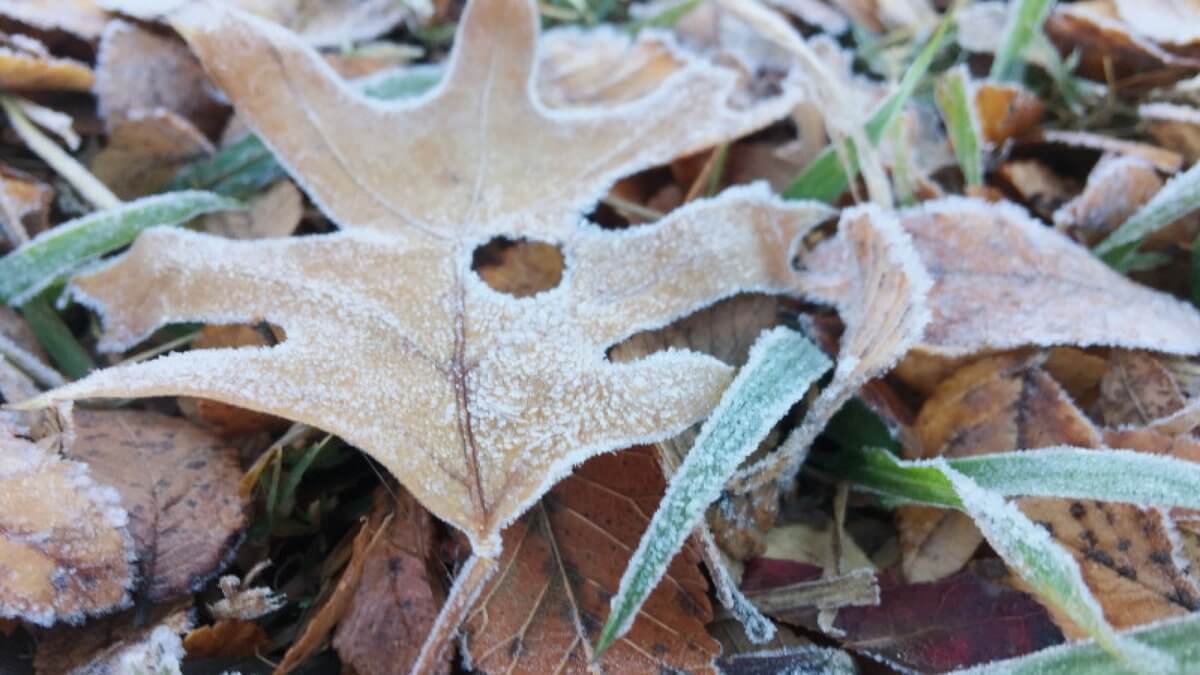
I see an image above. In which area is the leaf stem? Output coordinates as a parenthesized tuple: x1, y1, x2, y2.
(413, 553, 498, 674)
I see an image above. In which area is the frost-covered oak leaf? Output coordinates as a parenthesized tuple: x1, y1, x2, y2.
(26, 0, 825, 555)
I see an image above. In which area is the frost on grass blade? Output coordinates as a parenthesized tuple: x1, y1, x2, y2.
(955, 611, 1200, 675)
(827, 445, 1200, 513)
(989, 0, 1055, 82)
(1094, 160, 1200, 269)
(0, 191, 240, 306)
(935, 66, 984, 187)
(942, 465, 1171, 672)
(595, 328, 831, 658)
(782, 10, 954, 202)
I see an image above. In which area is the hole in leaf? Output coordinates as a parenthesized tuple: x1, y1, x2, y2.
(471, 237, 565, 298)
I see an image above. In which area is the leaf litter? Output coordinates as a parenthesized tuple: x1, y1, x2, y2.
(11, 0, 1200, 671)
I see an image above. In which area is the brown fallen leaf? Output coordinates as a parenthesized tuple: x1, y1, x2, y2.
(90, 109, 214, 200)
(1141, 102, 1200, 164)
(33, 606, 191, 675)
(105, 0, 430, 47)
(974, 81, 1044, 146)
(463, 447, 719, 673)
(0, 0, 109, 41)
(0, 164, 51, 246)
(993, 160, 1077, 221)
(1053, 154, 1163, 246)
(65, 409, 246, 603)
(898, 353, 1102, 583)
(0, 33, 92, 91)
(892, 198, 1200, 357)
(93, 19, 226, 135)
(1100, 350, 1187, 427)
(1113, 0, 1200, 47)
(333, 488, 444, 675)
(183, 618, 270, 659)
(30, 0, 818, 565)
(178, 324, 290, 436)
(0, 431, 133, 626)
(199, 179, 304, 241)
(1039, 129, 1184, 173)
(1045, 1, 1200, 83)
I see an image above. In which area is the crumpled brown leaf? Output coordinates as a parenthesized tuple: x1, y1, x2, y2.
(333, 488, 444, 675)
(0, 0, 109, 41)
(463, 447, 719, 673)
(1045, 1, 1200, 83)
(0, 431, 134, 626)
(1141, 102, 1200, 164)
(90, 109, 214, 200)
(894, 198, 1200, 357)
(1053, 154, 1163, 246)
(34, 606, 191, 675)
(28, 0, 821, 557)
(1099, 350, 1187, 427)
(93, 19, 226, 135)
(0, 164, 51, 246)
(0, 33, 93, 91)
(65, 409, 246, 602)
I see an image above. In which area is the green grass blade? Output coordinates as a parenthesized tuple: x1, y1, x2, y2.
(955, 612, 1200, 675)
(0, 191, 241, 306)
(989, 0, 1056, 82)
(594, 328, 831, 659)
(936, 65, 984, 186)
(20, 293, 94, 379)
(783, 11, 955, 202)
(824, 445, 1200, 511)
(944, 466, 1172, 672)
(1094, 161, 1200, 267)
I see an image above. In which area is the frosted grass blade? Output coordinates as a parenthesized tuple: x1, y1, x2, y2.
(936, 65, 983, 187)
(945, 466, 1173, 673)
(0, 191, 241, 306)
(594, 327, 831, 658)
(1095, 161, 1200, 269)
(824, 446, 1200, 511)
(989, 0, 1055, 82)
(783, 11, 954, 202)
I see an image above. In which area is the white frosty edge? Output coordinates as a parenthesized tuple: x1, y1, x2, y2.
(1139, 102, 1200, 125)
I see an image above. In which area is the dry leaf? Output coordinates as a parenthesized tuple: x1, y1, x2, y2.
(1141, 102, 1200, 164)
(1100, 350, 1187, 427)
(462, 447, 719, 673)
(34, 607, 191, 675)
(90, 109, 214, 200)
(974, 81, 1043, 146)
(898, 353, 1102, 582)
(0, 164, 52, 246)
(994, 160, 1076, 221)
(103, 0, 430, 47)
(65, 409, 246, 602)
(178, 324, 290, 436)
(30, 0, 820, 557)
(892, 198, 1200, 357)
(1113, 0, 1200, 47)
(1045, 1, 1200, 82)
(183, 619, 270, 659)
(333, 487, 443, 675)
(0, 0, 109, 40)
(94, 19, 226, 135)
(0, 431, 133, 626)
(0, 33, 92, 91)
(1039, 129, 1184, 173)
(199, 179, 303, 240)
(1053, 154, 1163, 246)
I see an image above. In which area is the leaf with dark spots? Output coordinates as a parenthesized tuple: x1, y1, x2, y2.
(65, 409, 246, 603)
(463, 446, 719, 673)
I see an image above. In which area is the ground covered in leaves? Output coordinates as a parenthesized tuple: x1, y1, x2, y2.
(5, 0, 1200, 673)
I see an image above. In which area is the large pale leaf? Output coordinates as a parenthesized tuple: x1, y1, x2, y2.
(25, 0, 822, 556)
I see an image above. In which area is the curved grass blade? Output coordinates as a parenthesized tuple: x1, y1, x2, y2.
(935, 65, 983, 187)
(944, 466, 1173, 674)
(783, 10, 955, 202)
(594, 327, 831, 659)
(822, 446, 1200, 511)
(989, 0, 1055, 82)
(1095, 161, 1200, 270)
(0, 191, 241, 306)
